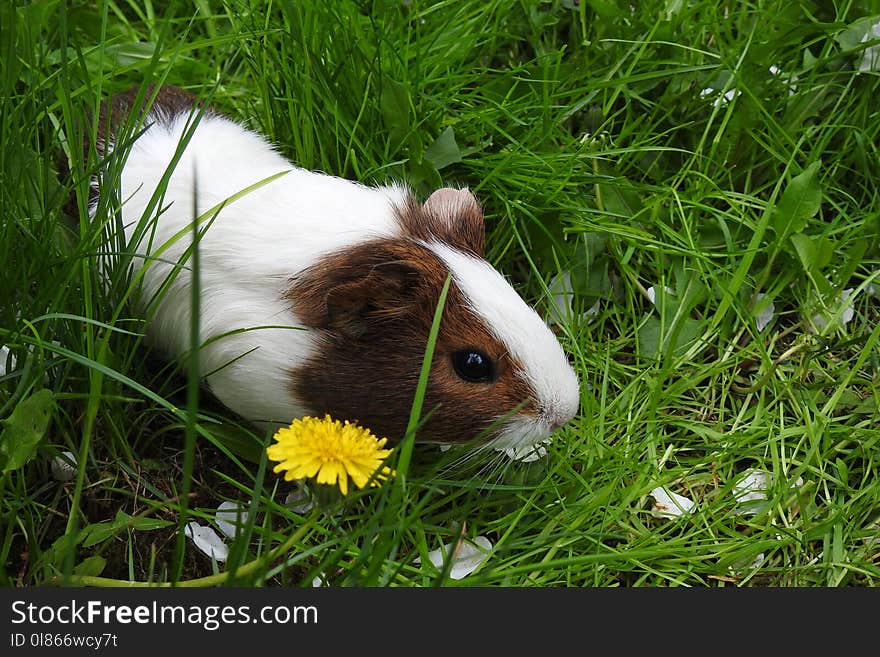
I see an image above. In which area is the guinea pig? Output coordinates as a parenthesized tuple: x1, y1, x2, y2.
(87, 85, 580, 449)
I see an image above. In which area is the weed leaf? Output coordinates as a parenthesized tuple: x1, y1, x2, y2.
(424, 126, 462, 171)
(772, 161, 822, 239)
(0, 388, 55, 473)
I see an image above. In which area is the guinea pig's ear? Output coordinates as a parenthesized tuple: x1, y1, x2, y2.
(413, 187, 485, 256)
(323, 260, 421, 339)
(289, 240, 437, 340)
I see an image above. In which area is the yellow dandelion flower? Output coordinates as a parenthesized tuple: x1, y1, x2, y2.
(266, 415, 394, 495)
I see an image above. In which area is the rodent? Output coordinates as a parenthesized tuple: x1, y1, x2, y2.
(86, 85, 580, 448)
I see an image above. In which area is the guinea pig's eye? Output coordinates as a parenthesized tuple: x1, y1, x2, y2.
(451, 349, 496, 383)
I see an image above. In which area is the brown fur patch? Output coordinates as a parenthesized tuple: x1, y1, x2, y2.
(285, 238, 536, 444)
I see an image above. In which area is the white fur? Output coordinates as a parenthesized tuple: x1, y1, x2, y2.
(107, 111, 408, 426)
(427, 242, 581, 448)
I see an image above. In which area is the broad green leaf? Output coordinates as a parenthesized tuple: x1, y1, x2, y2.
(790, 232, 815, 271)
(73, 555, 107, 577)
(424, 126, 462, 171)
(203, 423, 263, 464)
(771, 162, 822, 239)
(637, 316, 701, 359)
(569, 233, 611, 298)
(596, 176, 644, 219)
(380, 79, 411, 149)
(82, 510, 174, 548)
(0, 389, 55, 473)
(834, 16, 880, 51)
(584, 0, 625, 18)
(104, 42, 158, 67)
(791, 232, 833, 274)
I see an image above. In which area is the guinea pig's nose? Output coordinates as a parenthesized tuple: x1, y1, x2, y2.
(550, 418, 568, 432)
(548, 405, 578, 432)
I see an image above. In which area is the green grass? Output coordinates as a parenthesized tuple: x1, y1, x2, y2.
(2, 0, 880, 587)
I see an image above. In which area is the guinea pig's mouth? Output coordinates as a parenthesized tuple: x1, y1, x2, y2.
(484, 414, 559, 452)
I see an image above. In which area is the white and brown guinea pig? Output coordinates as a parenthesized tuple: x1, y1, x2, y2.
(90, 85, 580, 449)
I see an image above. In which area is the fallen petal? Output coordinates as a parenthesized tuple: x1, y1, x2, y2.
(650, 486, 696, 518)
(184, 522, 229, 562)
(732, 468, 804, 516)
(421, 535, 493, 580)
(859, 21, 880, 72)
(754, 293, 775, 332)
(840, 288, 855, 325)
(699, 86, 740, 107)
(215, 501, 245, 539)
(813, 288, 857, 331)
(731, 552, 766, 574)
(646, 285, 675, 306)
(51, 451, 78, 482)
(0, 344, 16, 377)
(733, 469, 772, 504)
(549, 271, 575, 324)
(583, 298, 601, 322)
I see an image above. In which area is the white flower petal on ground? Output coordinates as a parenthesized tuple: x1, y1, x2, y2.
(754, 293, 775, 332)
(549, 271, 575, 324)
(498, 440, 549, 463)
(650, 486, 696, 519)
(859, 20, 880, 72)
(839, 288, 855, 325)
(0, 344, 16, 377)
(583, 298, 601, 322)
(215, 501, 246, 539)
(699, 87, 740, 108)
(731, 552, 766, 574)
(51, 451, 78, 482)
(812, 288, 856, 331)
(769, 65, 798, 95)
(732, 469, 771, 515)
(548, 270, 602, 324)
(419, 536, 493, 580)
(646, 285, 675, 306)
(732, 468, 804, 516)
(184, 522, 229, 562)
(284, 483, 315, 514)
(312, 573, 328, 587)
